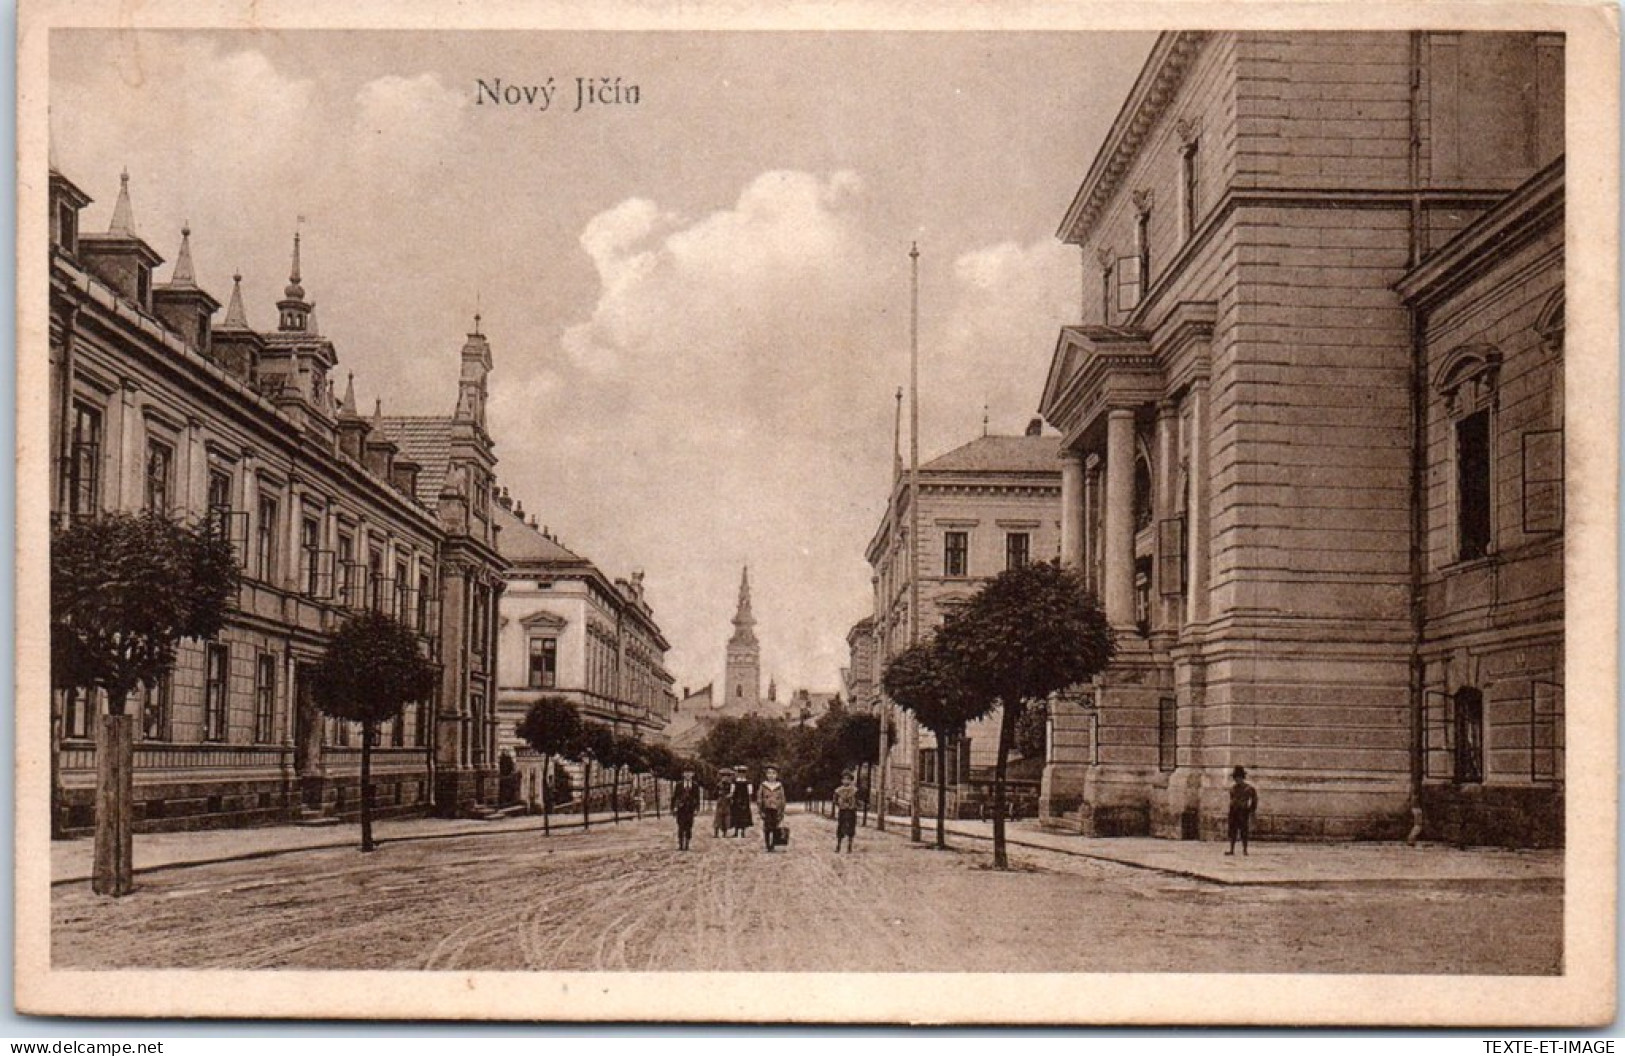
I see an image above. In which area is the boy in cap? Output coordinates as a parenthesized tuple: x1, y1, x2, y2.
(757, 765, 787, 851)
(1225, 765, 1258, 856)
(833, 769, 860, 852)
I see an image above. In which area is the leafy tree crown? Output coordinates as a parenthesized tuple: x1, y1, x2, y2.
(310, 610, 438, 725)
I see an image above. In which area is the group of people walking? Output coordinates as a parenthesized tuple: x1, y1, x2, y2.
(668, 765, 862, 853)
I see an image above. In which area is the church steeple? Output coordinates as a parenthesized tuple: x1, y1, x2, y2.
(723, 565, 762, 712)
(277, 231, 310, 332)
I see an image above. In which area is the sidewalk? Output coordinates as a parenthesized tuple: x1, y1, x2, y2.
(50, 809, 650, 885)
(52, 805, 1564, 888)
(862, 813, 1563, 887)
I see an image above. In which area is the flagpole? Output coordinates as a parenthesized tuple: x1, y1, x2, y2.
(908, 242, 922, 843)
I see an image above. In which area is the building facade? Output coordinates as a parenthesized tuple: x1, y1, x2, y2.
(865, 426, 1063, 818)
(50, 166, 506, 832)
(1036, 31, 1564, 844)
(493, 499, 675, 775)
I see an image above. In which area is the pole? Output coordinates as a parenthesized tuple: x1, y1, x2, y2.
(908, 242, 922, 844)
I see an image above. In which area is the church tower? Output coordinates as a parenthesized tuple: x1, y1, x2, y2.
(723, 566, 761, 711)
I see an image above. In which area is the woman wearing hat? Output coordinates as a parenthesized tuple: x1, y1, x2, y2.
(713, 768, 735, 838)
(729, 767, 755, 837)
(1226, 766, 1258, 856)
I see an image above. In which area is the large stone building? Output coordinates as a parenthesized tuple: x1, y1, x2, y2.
(1036, 31, 1564, 844)
(493, 500, 675, 762)
(49, 166, 507, 831)
(866, 425, 1063, 818)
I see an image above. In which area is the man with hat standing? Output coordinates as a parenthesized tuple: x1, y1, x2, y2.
(1226, 766, 1258, 856)
(672, 767, 702, 850)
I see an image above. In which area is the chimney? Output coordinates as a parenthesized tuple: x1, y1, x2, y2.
(1025, 417, 1044, 437)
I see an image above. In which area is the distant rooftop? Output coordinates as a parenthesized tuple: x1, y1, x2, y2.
(923, 434, 1062, 476)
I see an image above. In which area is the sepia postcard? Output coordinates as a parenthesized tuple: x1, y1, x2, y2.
(14, 0, 1619, 1026)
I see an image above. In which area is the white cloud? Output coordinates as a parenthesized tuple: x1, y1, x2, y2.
(350, 73, 467, 180)
(490, 172, 1077, 692)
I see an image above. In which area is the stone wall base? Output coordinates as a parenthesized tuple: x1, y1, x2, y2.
(1420, 783, 1564, 848)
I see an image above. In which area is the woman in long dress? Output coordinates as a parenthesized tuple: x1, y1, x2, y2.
(729, 769, 754, 836)
(713, 769, 734, 837)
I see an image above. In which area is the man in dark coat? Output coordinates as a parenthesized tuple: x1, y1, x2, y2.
(672, 768, 702, 850)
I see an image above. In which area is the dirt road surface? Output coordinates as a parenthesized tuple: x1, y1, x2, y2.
(52, 809, 1561, 973)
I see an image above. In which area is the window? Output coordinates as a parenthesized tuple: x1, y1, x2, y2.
(1005, 532, 1030, 571)
(944, 531, 968, 577)
(63, 686, 95, 740)
(368, 547, 386, 611)
(391, 710, 406, 748)
(1101, 258, 1115, 325)
(256, 494, 280, 582)
(1453, 686, 1484, 784)
(417, 571, 432, 631)
(144, 438, 174, 513)
(204, 643, 230, 742)
(1457, 409, 1492, 560)
(471, 585, 489, 658)
(1133, 457, 1154, 532)
(140, 675, 171, 741)
(67, 402, 102, 518)
(1136, 207, 1152, 290)
(394, 558, 411, 622)
(207, 468, 233, 519)
(1181, 139, 1200, 239)
(1134, 556, 1153, 635)
(1158, 696, 1177, 772)
(136, 266, 151, 308)
(528, 637, 558, 689)
(254, 653, 277, 744)
(57, 201, 78, 253)
(301, 516, 322, 595)
(337, 532, 358, 606)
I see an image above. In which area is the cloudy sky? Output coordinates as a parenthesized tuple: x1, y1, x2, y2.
(51, 29, 1154, 695)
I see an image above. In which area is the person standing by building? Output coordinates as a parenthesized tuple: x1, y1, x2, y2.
(832, 769, 860, 853)
(714, 768, 734, 837)
(757, 766, 787, 851)
(1226, 766, 1258, 856)
(729, 767, 754, 837)
(672, 767, 702, 850)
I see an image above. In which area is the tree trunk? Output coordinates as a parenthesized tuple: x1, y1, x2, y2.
(992, 703, 1018, 869)
(360, 720, 376, 852)
(611, 765, 621, 823)
(582, 759, 592, 830)
(653, 775, 661, 818)
(92, 705, 135, 897)
(861, 763, 871, 827)
(541, 754, 551, 836)
(935, 734, 948, 850)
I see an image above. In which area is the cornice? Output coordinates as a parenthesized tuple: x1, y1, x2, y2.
(1058, 31, 1209, 245)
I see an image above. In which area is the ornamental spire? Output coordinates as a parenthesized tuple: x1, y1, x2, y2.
(109, 168, 136, 236)
(170, 223, 196, 286)
(222, 272, 250, 329)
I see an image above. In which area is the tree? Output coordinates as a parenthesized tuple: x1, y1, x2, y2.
(515, 696, 584, 835)
(606, 733, 647, 822)
(936, 560, 1114, 868)
(697, 714, 789, 774)
(1015, 700, 1049, 761)
(641, 742, 680, 817)
(51, 510, 239, 896)
(310, 610, 438, 852)
(576, 721, 615, 831)
(882, 639, 990, 849)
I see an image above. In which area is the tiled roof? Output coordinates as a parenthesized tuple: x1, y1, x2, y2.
(493, 502, 591, 568)
(374, 416, 454, 507)
(923, 434, 1063, 476)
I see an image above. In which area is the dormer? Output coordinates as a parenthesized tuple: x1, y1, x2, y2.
(211, 273, 265, 383)
(79, 170, 164, 312)
(363, 400, 399, 480)
(49, 168, 92, 257)
(152, 226, 221, 354)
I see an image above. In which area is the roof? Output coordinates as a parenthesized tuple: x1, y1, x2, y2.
(492, 502, 591, 567)
(374, 416, 454, 507)
(922, 434, 1063, 476)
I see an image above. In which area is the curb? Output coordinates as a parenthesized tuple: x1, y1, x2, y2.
(50, 812, 665, 888)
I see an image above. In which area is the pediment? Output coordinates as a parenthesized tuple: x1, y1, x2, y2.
(519, 609, 569, 631)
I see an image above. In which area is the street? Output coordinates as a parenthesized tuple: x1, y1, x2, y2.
(52, 808, 1561, 974)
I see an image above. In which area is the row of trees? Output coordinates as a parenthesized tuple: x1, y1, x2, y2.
(693, 700, 880, 801)
(51, 511, 444, 894)
(882, 560, 1114, 868)
(515, 695, 693, 834)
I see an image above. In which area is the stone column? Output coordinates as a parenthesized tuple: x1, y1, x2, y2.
(1103, 407, 1136, 628)
(1185, 380, 1211, 626)
(1155, 400, 1180, 633)
(1083, 456, 1100, 596)
(1059, 452, 1085, 569)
